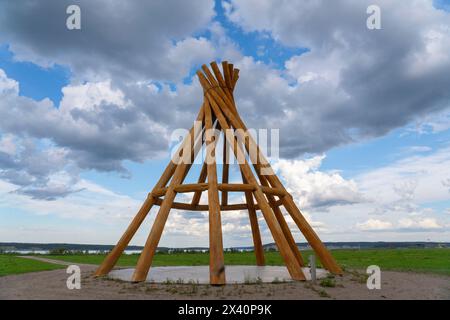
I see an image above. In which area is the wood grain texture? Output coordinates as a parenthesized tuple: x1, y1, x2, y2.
(205, 101, 226, 285)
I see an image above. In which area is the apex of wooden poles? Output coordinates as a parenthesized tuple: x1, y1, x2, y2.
(95, 61, 343, 285)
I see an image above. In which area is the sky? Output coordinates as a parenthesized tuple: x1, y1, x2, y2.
(0, 0, 450, 247)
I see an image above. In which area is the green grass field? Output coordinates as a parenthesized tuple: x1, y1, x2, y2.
(1, 248, 449, 277)
(40, 248, 450, 275)
(0, 255, 65, 277)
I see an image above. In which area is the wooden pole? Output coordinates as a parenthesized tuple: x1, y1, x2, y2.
(218, 183, 255, 192)
(191, 120, 222, 206)
(205, 101, 226, 285)
(240, 171, 265, 266)
(260, 186, 287, 197)
(228, 63, 234, 85)
(221, 132, 230, 206)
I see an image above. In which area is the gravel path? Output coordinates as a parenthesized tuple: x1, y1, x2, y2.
(18, 255, 97, 267)
(1, 256, 449, 300)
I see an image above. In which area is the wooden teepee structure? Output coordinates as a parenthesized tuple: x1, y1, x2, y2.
(95, 61, 342, 284)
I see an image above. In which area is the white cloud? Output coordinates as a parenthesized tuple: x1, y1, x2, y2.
(274, 146, 450, 240)
(357, 146, 450, 206)
(273, 155, 364, 209)
(224, 0, 450, 158)
(398, 217, 442, 230)
(0, 178, 141, 222)
(167, 37, 216, 76)
(0, 69, 19, 94)
(357, 219, 393, 231)
(0, 69, 169, 175)
(356, 217, 443, 232)
(60, 81, 128, 112)
(0, 134, 16, 155)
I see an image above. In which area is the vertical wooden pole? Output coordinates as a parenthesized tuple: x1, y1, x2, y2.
(191, 121, 222, 207)
(240, 171, 265, 266)
(221, 132, 230, 206)
(205, 101, 226, 285)
(228, 63, 234, 85)
(222, 61, 232, 90)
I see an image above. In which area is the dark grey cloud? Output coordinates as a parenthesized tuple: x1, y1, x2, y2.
(0, 79, 169, 174)
(0, 138, 82, 200)
(0, 0, 216, 192)
(0, 0, 214, 200)
(226, 0, 450, 157)
(0, 0, 215, 81)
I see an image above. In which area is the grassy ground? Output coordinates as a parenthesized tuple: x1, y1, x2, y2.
(38, 248, 450, 275)
(0, 255, 65, 277)
(1, 248, 448, 277)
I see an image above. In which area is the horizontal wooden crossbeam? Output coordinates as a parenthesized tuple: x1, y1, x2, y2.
(219, 183, 256, 192)
(260, 185, 287, 197)
(151, 183, 286, 198)
(153, 196, 284, 211)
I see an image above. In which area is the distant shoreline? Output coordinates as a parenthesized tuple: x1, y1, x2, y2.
(1, 241, 448, 253)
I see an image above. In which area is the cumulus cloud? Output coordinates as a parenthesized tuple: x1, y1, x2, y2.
(0, 177, 141, 221)
(398, 217, 442, 230)
(357, 217, 443, 232)
(357, 219, 393, 231)
(275, 146, 450, 239)
(0, 138, 82, 200)
(273, 155, 365, 209)
(224, 0, 450, 156)
(357, 146, 450, 211)
(346, 147, 450, 234)
(3, 0, 450, 160)
(0, 0, 236, 193)
(0, 0, 215, 82)
(0, 70, 169, 174)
